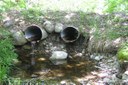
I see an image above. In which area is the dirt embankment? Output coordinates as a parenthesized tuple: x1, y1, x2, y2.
(1, 10, 128, 54)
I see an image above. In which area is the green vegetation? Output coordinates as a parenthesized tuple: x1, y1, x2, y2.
(85, 13, 128, 40)
(0, 0, 128, 84)
(117, 43, 128, 62)
(104, 0, 128, 13)
(0, 0, 128, 14)
(0, 0, 128, 23)
(0, 0, 42, 22)
(0, 28, 17, 83)
(3, 78, 58, 85)
(0, 0, 26, 12)
(21, 8, 42, 22)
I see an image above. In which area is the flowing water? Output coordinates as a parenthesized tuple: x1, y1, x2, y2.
(11, 47, 122, 84)
(11, 48, 97, 84)
(30, 41, 36, 66)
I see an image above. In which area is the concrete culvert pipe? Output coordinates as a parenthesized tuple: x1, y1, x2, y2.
(24, 25, 48, 41)
(60, 26, 80, 43)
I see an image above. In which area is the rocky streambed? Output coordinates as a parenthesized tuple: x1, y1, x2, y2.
(1, 10, 128, 84)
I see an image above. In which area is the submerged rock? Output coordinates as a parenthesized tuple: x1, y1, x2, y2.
(22, 45, 31, 50)
(50, 51, 68, 60)
(50, 59, 67, 65)
(12, 59, 22, 65)
(49, 51, 68, 65)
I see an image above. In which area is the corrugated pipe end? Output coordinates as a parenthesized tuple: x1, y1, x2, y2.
(24, 25, 48, 42)
(60, 26, 80, 43)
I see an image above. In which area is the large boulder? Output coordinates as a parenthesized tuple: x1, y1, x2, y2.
(50, 51, 68, 60)
(12, 30, 27, 45)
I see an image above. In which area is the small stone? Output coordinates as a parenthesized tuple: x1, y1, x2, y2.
(43, 20, 55, 33)
(97, 73, 108, 78)
(108, 74, 120, 84)
(90, 54, 104, 61)
(103, 78, 110, 83)
(124, 71, 128, 75)
(122, 72, 128, 80)
(3, 19, 14, 28)
(69, 82, 76, 85)
(34, 70, 50, 75)
(95, 56, 103, 61)
(22, 45, 31, 50)
(31, 74, 39, 78)
(116, 73, 123, 79)
(122, 80, 128, 85)
(51, 46, 58, 51)
(74, 53, 83, 57)
(12, 59, 21, 65)
(60, 80, 66, 85)
(55, 23, 64, 33)
(18, 20, 25, 26)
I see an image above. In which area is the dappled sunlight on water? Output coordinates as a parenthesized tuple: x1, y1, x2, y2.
(11, 54, 97, 83)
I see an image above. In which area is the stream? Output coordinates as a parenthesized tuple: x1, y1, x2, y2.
(10, 33, 125, 85)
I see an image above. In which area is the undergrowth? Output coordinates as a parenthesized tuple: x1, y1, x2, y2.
(85, 13, 128, 40)
(0, 28, 18, 83)
(117, 42, 128, 62)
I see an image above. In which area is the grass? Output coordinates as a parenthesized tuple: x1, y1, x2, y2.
(0, 28, 18, 82)
(104, 0, 128, 13)
(85, 13, 128, 40)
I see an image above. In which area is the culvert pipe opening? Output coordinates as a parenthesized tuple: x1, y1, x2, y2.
(60, 26, 80, 43)
(24, 25, 42, 41)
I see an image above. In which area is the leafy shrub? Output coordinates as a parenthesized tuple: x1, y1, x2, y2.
(0, 0, 26, 12)
(117, 43, 128, 62)
(105, 0, 128, 13)
(0, 29, 18, 82)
